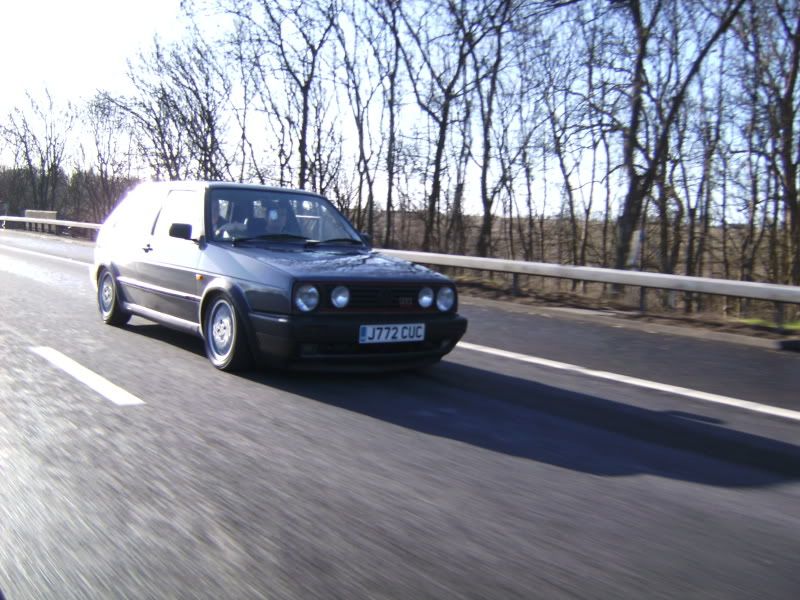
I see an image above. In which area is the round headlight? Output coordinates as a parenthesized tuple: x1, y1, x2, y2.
(436, 287, 455, 311)
(418, 287, 434, 308)
(331, 285, 350, 309)
(295, 284, 319, 312)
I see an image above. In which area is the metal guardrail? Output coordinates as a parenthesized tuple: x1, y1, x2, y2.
(1, 216, 101, 230)
(380, 250, 800, 304)
(2, 215, 799, 305)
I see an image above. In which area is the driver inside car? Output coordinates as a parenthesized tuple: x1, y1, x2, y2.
(267, 203, 289, 233)
(263, 201, 302, 236)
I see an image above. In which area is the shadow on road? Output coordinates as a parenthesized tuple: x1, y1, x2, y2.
(122, 322, 800, 487)
(124, 322, 207, 358)
(249, 362, 800, 488)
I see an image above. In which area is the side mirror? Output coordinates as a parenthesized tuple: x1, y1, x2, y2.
(359, 232, 372, 247)
(169, 223, 193, 240)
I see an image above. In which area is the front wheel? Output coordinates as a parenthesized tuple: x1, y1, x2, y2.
(97, 269, 131, 326)
(203, 295, 252, 371)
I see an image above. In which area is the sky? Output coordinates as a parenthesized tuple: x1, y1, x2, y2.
(0, 0, 183, 116)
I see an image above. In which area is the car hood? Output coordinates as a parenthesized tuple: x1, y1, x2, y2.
(228, 246, 448, 282)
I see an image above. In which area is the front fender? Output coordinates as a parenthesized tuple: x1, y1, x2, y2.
(200, 278, 261, 359)
(91, 261, 123, 291)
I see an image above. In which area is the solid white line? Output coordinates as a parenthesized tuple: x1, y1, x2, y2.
(457, 341, 800, 422)
(31, 347, 145, 406)
(0, 243, 91, 266)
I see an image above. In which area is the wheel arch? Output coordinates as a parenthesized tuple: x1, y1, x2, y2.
(93, 261, 114, 289)
(200, 278, 260, 359)
(95, 263, 132, 325)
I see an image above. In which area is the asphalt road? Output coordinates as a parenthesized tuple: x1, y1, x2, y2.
(1, 230, 799, 599)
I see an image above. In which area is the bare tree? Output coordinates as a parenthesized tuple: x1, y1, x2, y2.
(227, 16, 262, 182)
(111, 40, 191, 180)
(398, 0, 487, 251)
(611, 0, 746, 271)
(108, 31, 234, 181)
(365, 0, 404, 247)
(445, 69, 472, 256)
(0, 167, 34, 216)
(335, 0, 383, 237)
(225, 0, 337, 190)
(164, 33, 234, 180)
(2, 90, 73, 212)
(542, 38, 583, 266)
(741, 0, 800, 284)
(307, 79, 346, 198)
(471, 0, 516, 258)
(73, 94, 137, 223)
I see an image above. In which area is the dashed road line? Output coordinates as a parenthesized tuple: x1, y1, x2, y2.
(30, 347, 145, 406)
(458, 341, 800, 422)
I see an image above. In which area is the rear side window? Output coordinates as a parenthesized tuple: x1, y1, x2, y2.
(153, 190, 204, 240)
(101, 184, 164, 241)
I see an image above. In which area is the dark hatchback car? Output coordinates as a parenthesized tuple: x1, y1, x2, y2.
(93, 181, 467, 371)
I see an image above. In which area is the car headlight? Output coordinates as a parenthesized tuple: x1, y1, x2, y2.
(331, 285, 350, 309)
(418, 287, 434, 308)
(295, 284, 320, 312)
(436, 287, 455, 311)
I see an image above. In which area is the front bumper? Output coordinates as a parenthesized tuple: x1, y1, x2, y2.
(248, 311, 468, 370)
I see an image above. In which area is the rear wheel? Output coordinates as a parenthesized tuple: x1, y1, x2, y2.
(204, 295, 252, 371)
(97, 269, 131, 326)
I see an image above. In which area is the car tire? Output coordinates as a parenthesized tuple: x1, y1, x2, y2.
(204, 294, 252, 371)
(97, 269, 131, 326)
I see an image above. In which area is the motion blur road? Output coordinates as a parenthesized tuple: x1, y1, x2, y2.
(1, 230, 799, 599)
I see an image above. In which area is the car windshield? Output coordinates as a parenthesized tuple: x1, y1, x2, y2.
(207, 188, 363, 245)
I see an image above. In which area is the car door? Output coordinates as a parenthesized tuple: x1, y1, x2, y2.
(136, 188, 205, 324)
(105, 184, 165, 310)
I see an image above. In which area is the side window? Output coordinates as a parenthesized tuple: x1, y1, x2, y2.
(153, 190, 204, 240)
(102, 185, 163, 239)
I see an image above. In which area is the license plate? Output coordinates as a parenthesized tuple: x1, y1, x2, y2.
(359, 323, 425, 344)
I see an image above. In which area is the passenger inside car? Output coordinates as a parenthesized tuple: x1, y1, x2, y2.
(265, 201, 301, 236)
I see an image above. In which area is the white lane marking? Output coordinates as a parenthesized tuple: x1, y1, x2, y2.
(0, 243, 92, 266)
(457, 341, 800, 422)
(31, 347, 145, 406)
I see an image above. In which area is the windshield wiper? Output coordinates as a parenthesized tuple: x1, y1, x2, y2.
(231, 233, 309, 246)
(305, 237, 364, 247)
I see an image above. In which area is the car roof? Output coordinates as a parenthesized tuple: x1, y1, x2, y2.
(140, 180, 325, 198)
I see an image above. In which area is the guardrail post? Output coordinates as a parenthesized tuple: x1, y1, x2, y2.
(512, 273, 523, 297)
(776, 302, 785, 334)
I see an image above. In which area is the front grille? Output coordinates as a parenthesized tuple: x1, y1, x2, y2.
(348, 286, 417, 309)
(318, 284, 434, 313)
